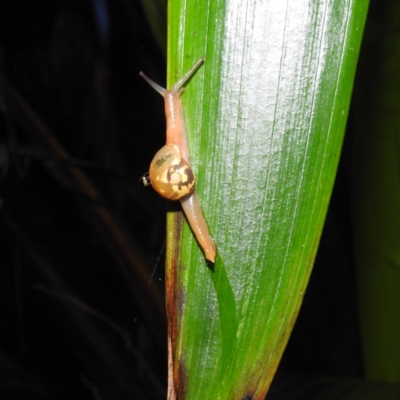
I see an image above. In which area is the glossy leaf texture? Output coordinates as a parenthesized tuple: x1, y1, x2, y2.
(166, 0, 368, 399)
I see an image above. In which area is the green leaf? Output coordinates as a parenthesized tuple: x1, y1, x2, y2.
(166, 0, 368, 398)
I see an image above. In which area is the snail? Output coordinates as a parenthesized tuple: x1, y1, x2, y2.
(139, 57, 216, 263)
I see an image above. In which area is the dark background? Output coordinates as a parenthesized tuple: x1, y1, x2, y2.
(0, 1, 384, 399)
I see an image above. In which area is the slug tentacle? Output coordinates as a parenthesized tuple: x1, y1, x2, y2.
(171, 57, 205, 91)
(138, 72, 166, 95)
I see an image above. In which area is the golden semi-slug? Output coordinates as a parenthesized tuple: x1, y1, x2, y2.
(139, 57, 216, 263)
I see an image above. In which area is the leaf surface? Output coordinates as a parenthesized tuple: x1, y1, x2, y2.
(166, 1, 369, 398)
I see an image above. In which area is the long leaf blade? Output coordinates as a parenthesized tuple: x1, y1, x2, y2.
(166, 0, 368, 398)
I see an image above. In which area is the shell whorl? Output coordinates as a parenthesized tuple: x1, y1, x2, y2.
(149, 144, 195, 200)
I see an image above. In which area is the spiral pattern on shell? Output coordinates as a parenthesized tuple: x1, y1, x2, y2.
(149, 144, 195, 200)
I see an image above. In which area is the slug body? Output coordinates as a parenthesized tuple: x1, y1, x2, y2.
(139, 58, 216, 263)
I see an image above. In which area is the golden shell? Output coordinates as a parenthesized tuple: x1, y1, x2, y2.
(149, 144, 195, 200)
